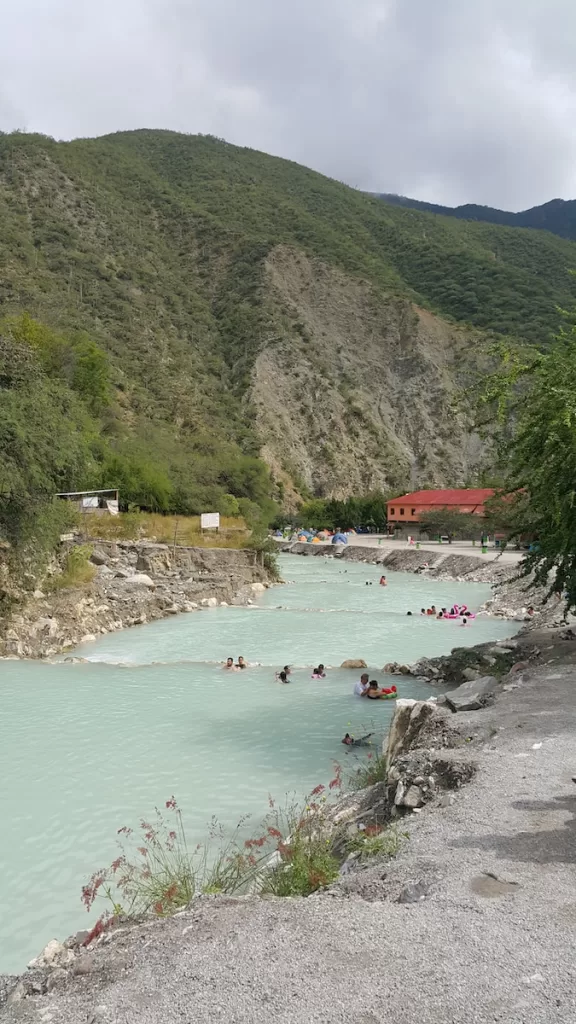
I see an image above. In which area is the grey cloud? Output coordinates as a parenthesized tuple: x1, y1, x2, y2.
(1, 0, 575, 208)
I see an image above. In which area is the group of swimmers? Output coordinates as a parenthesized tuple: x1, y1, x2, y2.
(405, 605, 474, 625)
(223, 656, 248, 671)
(277, 664, 327, 683)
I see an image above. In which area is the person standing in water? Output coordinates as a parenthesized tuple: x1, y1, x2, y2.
(236, 656, 248, 669)
(353, 673, 369, 696)
(223, 657, 236, 671)
(379, 575, 387, 586)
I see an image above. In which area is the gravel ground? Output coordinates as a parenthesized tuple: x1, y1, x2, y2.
(3, 638, 576, 1024)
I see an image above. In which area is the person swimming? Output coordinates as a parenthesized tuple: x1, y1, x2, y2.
(223, 657, 236, 671)
(236, 656, 247, 669)
(421, 608, 426, 615)
(379, 575, 387, 586)
(342, 732, 374, 747)
(278, 670, 290, 684)
(312, 664, 326, 679)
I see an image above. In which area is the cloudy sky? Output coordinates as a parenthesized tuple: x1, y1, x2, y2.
(1, 0, 575, 209)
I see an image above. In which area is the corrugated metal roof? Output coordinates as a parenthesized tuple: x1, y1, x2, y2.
(387, 488, 494, 506)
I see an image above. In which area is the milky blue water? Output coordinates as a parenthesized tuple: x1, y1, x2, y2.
(0, 555, 517, 971)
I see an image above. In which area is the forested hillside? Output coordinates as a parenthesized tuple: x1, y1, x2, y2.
(1, 128, 576, 514)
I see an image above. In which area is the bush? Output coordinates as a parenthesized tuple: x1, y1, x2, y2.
(50, 544, 96, 590)
(82, 773, 346, 935)
(0, 496, 80, 608)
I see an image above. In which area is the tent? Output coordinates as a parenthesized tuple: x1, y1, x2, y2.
(332, 532, 348, 545)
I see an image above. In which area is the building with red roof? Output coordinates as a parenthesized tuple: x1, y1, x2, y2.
(387, 488, 495, 525)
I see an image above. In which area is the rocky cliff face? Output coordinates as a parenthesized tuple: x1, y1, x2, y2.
(251, 247, 489, 501)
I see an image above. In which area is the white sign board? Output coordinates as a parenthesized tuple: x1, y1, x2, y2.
(200, 512, 220, 530)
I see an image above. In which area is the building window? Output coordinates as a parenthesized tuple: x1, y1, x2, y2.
(390, 508, 395, 515)
(400, 508, 404, 515)
(411, 508, 416, 516)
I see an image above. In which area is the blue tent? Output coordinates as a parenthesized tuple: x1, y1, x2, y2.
(332, 532, 348, 544)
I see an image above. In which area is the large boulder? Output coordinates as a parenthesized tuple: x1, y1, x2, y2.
(340, 659, 367, 669)
(444, 675, 497, 712)
(386, 699, 459, 763)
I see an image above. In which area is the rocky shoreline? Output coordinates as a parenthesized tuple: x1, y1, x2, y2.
(0, 540, 272, 660)
(3, 618, 575, 1020)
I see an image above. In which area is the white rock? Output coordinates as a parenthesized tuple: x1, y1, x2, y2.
(28, 939, 75, 969)
(251, 582, 266, 593)
(403, 785, 425, 809)
(33, 589, 45, 599)
(124, 574, 155, 587)
(220, 601, 228, 607)
(80, 634, 97, 644)
(394, 781, 406, 806)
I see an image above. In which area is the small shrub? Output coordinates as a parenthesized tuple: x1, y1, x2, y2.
(346, 823, 403, 860)
(82, 774, 346, 930)
(51, 544, 96, 590)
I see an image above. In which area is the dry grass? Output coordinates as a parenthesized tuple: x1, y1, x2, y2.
(81, 512, 250, 548)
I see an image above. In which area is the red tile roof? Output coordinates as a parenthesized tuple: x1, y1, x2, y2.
(387, 489, 495, 506)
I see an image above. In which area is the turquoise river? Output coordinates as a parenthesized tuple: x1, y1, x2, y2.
(0, 555, 518, 971)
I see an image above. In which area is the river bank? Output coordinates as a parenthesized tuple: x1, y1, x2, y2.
(3, 620, 575, 1022)
(0, 541, 272, 659)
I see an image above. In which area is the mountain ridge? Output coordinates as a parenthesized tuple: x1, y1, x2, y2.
(1, 129, 576, 513)
(375, 192, 576, 241)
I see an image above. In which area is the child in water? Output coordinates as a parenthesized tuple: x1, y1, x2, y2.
(311, 664, 326, 679)
(366, 680, 382, 699)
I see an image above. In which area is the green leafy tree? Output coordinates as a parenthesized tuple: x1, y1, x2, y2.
(417, 508, 482, 543)
(479, 314, 576, 606)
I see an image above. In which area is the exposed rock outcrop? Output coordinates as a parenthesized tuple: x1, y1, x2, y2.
(0, 540, 271, 659)
(385, 699, 477, 812)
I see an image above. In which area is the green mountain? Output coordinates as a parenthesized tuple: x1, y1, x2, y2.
(376, 193, 576, 243)
(2, 128, 576, 511)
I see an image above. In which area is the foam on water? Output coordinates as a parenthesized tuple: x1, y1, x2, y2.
(0, 555, 518, 971)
